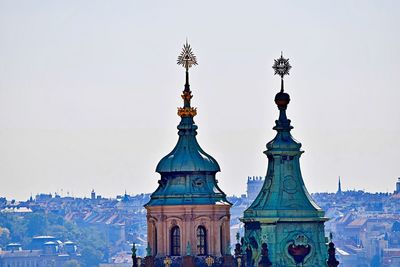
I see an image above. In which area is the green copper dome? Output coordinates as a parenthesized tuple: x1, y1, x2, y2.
(147, 94, 227, 207)
(156, 116, 220, 173)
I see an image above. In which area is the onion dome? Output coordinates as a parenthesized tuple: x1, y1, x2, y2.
(156, 41, 220, 174)
(155, 126, 221, 173)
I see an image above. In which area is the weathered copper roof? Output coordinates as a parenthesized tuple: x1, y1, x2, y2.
(156, 117, 220, 173)
(243, 86, 325, 220)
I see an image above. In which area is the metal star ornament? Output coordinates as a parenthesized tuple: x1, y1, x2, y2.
(177, 41, 198, 70)
(272, 53, 292, 78)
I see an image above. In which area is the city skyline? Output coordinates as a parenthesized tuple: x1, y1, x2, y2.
(0, 1, 399, 200)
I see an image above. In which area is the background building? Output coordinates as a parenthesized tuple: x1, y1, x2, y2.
(0, 237, 81, 267)
(395, 178, 400, 194)
(247, 176, 264, 202)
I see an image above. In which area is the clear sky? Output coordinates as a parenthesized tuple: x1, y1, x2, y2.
(0, 0, 399, 200)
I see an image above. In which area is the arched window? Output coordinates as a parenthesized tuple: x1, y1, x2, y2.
(170, 226, 180, 256)
(197, 226, 207, 255)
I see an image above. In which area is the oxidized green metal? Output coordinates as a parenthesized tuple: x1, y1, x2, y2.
(155, 115, 221, 174)
(145, 42, 229, 207)
(241, 54, 328, 266)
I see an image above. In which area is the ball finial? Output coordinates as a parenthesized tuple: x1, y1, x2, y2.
(272, 52, 292, 109)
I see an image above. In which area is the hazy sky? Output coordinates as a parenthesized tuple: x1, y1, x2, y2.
(0, 1, 399, 200)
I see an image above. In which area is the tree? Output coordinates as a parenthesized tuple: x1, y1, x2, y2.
(0, 227, 10, 246)
(0, 213, 29, 246)
(26, 213, 48, 236)
(81, 246, 103, 267)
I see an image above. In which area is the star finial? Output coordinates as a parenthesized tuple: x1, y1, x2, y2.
(272, 52, 291, 78)
(177, 41, 198, 70)
(272, 52, 292, 92)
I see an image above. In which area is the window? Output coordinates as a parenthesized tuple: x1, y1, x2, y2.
(154, 226, 158, 256)
(170, 226, 180, 256)
(220, 224, 223, 255)
(197, 226, 207, 255)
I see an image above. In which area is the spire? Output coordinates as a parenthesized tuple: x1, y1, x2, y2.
(245, 52, 324, 217)
(337, 176, 342, 194)
(177, 40, 198, 116)
(243, 54, 327, 266)
(154, 41, 220, 175)
(148, 41, 226, 207)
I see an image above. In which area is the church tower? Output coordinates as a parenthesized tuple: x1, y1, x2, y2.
(337, 176, 342, 195)
(145, 42, 231, 260)
(241, 54, 328, 266)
